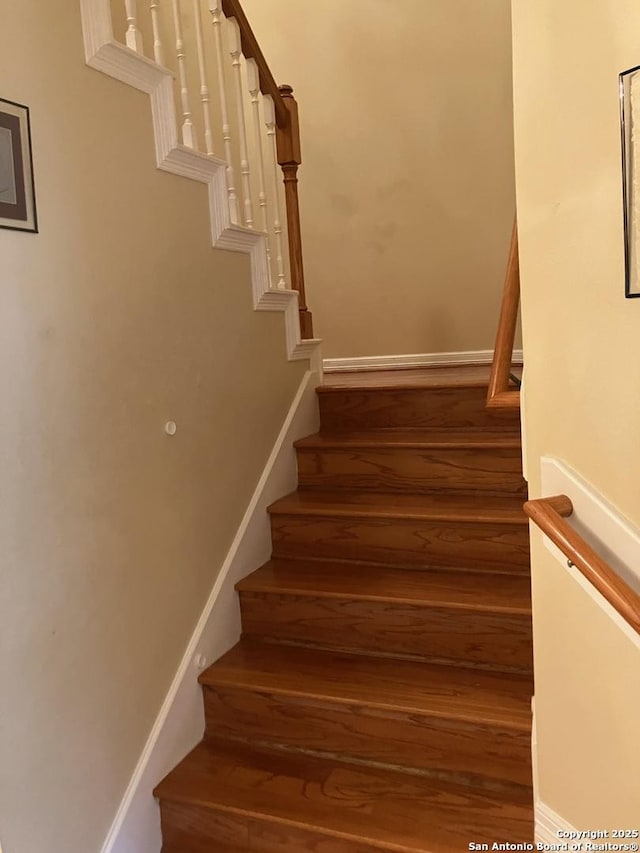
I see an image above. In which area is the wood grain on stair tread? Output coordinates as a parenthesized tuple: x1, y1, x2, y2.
(319, 365, 521, 391)
(161, 810, 391, 853)
(200, 640, 532, 728)
(204, 688, 532, 791)
(240, 594, 533, 671)
(237, 559, 532, 614)
(162, 803, 392, 853)
(295, 429, 523, 449)
(270, 515, 530, 572)
(155, 740, 534, 851)
(296, 444, 526, 498)
(318, 386, 521, 432)
(268, 490, 528, 524)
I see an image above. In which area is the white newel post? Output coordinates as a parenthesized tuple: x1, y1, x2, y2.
(193, 0, 215, 156)
(124, 0, 144, 52)
(209, 0, 239, 223)
(149, 0, 165, 65)
(171, 0, 196, 148)
(263, 94, 287, 289)
(246, 59, 271, 274)
(227, 17, 253, 228)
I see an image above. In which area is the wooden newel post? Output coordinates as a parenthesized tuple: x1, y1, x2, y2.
(276, 84, 313, 339)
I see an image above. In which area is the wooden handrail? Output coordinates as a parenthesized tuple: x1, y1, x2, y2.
(219, 0, 313, 338)
(487, 218, 520, 409)
(524, 495, 640, 634)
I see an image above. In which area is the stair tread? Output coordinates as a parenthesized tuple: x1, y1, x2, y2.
(318, 365, 520, 392)
(200, 640, 532, 729)
(296, 429, 522, 449)
(237, 559, 531, 614)
(268, 489, 527, 523)
(155, 740, 533, 851)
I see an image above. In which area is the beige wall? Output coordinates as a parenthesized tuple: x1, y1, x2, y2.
(242, 0, 516, 359)
(0, 3, 307, 851)
(512, 0, 640, 826)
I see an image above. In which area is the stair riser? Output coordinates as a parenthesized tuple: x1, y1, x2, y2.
(318, 387, 520, 431)
(296, 447, 527, 497)
(160, 801, 390, 852)
(203, 687, 532, 788)
(270, 515, 530, 572)
(239, 593, 533, 671)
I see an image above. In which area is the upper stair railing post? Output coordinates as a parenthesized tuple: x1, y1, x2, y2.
(276, 85, 313, 339)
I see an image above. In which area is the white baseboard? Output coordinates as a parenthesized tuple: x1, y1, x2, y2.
(323, 349, 524, 373)
(532, 701, 578, 842)
(536, 800, 578, 844)
(79, 0, 321, 366)
(101, 370, 321, 853)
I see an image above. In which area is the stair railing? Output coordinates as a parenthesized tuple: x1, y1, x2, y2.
(525, 495, 640, 634)
(487, 218, 520, 409)
(117, 0, 313, 338)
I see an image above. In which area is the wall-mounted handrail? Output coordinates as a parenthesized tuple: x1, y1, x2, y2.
(524, 495, 640, 634)
(487, 218, 520, 409)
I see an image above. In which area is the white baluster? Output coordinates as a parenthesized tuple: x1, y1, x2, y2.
(124, 0, 143, 52)
(246, 59, 271, 274)
(263, 94, 287, 289)
(171, 0, 196, 149)
(150, 0, 165, 65)
(193, 0, 215, 155)
(227, 17, 253, 228)
(208, 0, 239, 223)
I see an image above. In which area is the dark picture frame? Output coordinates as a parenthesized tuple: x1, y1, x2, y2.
(0, 97, 37, 233)
(619, 65, 640, 297)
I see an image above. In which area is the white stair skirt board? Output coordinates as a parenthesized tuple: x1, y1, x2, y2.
(323, 349, 524, 373)
(536, 801, 579, 845)
(79, 0, 321, 368)
(100, 370, 321, 853)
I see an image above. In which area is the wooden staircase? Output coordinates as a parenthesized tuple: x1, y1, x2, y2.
(155, 366, 534, 851)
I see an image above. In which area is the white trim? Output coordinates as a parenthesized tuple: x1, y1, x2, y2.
(536, 800, 578, 844)
(79, 0, 320, 365)
(101, 370, 321, 853)
(531, 706, 580, 844)
(322, 349, 524, 373)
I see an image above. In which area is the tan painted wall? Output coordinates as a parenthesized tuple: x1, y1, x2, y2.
(0, 2, 307, 851)
(241, 0, 516, 359)
(512, 0, 640, 826)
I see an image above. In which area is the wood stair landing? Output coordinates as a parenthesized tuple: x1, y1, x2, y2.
(156, 367, 534, 850)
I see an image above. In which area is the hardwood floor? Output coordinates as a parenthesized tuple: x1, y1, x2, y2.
(156, 367, 534, 850)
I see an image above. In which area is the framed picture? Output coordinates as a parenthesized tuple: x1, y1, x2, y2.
(620, 65, 640, 296)
(0, 97, 37, 233)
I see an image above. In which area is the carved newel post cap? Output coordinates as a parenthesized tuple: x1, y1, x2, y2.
(278, 84, 294, 96)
